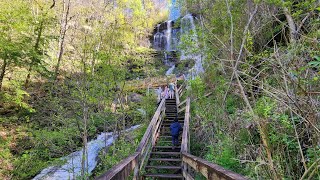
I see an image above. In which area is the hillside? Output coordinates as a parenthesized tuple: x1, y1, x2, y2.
(0, 0, 319, 179)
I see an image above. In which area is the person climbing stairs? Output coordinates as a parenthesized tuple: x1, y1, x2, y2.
(144, 97, 184, 179)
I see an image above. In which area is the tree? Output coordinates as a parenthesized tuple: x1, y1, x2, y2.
(0, 0, 31, 90)
(54, 0, 71, 80)
(25, 0, 56, 88)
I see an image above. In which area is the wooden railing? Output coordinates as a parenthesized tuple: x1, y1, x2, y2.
(97, 81, 248, 180)
(96, 98, 166, 180)
(181, 97, 190, 153)
(178, 94, 248, 179)
(181, 152, 248, 180)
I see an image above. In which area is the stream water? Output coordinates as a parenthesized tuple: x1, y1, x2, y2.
(33, 125, 140, 180)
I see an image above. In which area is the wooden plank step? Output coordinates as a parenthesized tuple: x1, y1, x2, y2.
(151, 152, 181, 155)
(162, 124, 184, 126)
(158, 136, 182, 139)
(157, 140, 181, 143)
(164, 118, 183, 119)
(161, 131, 176, 134)
(149, 158, 181, 162)
(154, 146, 181, 149)
(164, 120, 184, 122)
(144, 174, 183, 179)
(145, 165, 181, 170)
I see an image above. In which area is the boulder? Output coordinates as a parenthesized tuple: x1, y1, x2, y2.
(128, 93, 143, 103)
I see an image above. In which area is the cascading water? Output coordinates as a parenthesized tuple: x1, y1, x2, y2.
(153, 24, 164, 50)
(166, 20, 172, 51)
(165, 65, 175, 75)
(180, 13, 204, 78)
(33, 125, 140, 180)
(153, 0, 204, 77)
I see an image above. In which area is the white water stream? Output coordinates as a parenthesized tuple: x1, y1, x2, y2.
(165, 65, 175, 75)
(33, 125, 140, 180)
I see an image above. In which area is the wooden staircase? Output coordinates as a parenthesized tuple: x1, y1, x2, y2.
(97, 81, 248, 180)
(144, 98, 183, 179)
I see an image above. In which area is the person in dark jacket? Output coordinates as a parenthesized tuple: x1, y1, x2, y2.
(170, 116, 182, 148)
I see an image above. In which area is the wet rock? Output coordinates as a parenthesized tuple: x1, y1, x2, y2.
(128, 93, 143, 103)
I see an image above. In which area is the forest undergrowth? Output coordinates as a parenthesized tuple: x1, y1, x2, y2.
(181, 0, 319, 179)
(0, 0, 167, 179)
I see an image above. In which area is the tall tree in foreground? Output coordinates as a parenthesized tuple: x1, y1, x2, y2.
(0, 0, 30, 90)
(54, 0, 71, 80)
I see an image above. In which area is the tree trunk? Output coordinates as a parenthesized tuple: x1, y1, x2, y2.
(0, 59, 8, 91)
(283, 6, 297, 43)
(25, 20, 44, 88)
(259, 120, 279, 179)
(81, 104, 89, 178)
(54, 0, 70, 80)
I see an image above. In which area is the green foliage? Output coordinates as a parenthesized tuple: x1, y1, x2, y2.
(94, 125, 146, 177)
(308, 55, 320, 68)
(13, 151, 49, 180)
(190, 76, 205, 97)
(205, 139, 244, 174)
(0, 83, 35, 114)
(254, 96, 276, 118)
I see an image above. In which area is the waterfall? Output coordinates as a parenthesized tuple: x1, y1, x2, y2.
(152, 1, 204, 78)
(166, 20, 172, 51)
(165, 65, 175, 75)
(180, 14, 204, 78)
(154, 24, 164, 50)
(33, 125, 141, 180)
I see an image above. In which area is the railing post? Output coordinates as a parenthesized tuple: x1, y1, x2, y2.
(175, 84, 180, 112)
(133, 157, 139, 180)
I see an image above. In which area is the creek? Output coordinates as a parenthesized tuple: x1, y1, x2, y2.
(33, 125, 140, 180)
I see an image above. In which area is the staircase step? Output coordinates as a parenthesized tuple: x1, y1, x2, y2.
(157, 140, 181, 144)
(145, 165, 181, 170)
(160, 132, 175, 135)
(162, 125, 183, 128)
(144, 173, 183, 179)
(149, 158, 181, 162)
(154, 146, 181, 149)
(165, 119, 181, 121)
(158, 136, 182, 139)
(151, 152, 181, 156)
